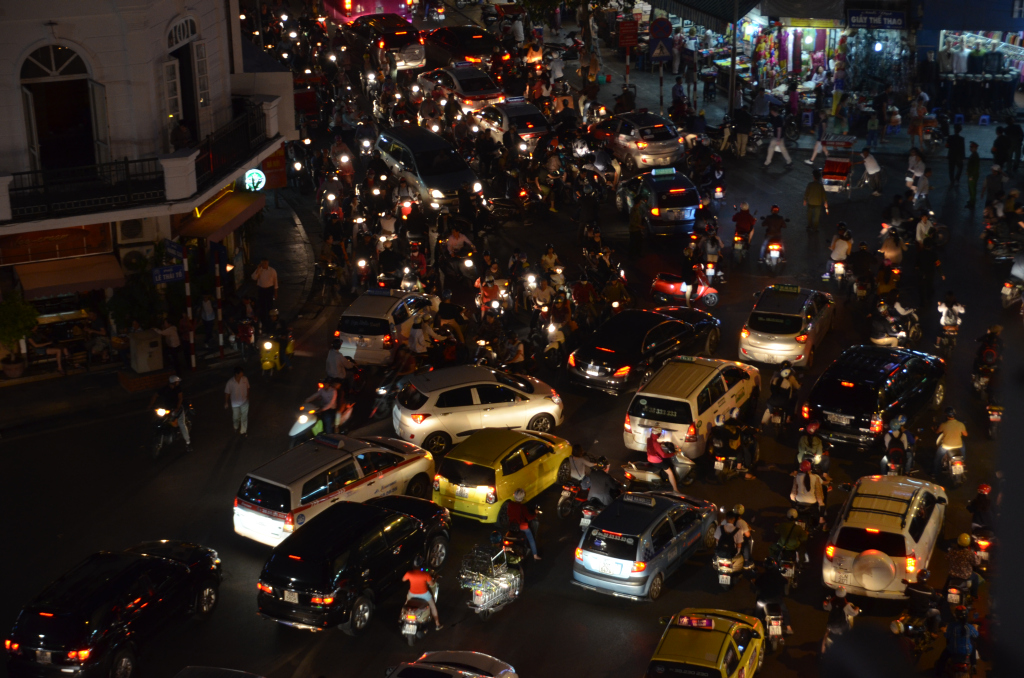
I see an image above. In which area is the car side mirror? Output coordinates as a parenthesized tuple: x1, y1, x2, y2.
(385, 668, 396, 678)
(752, 292, 760, 299)
(751, 631, 762, 640)
(936, 496, 947, 505)
(659, 615, 672, 625)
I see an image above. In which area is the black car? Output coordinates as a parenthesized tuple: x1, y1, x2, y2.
(802, 345, 945, 448)
(567, 308, 721, 395)
(615, 168, 700, 235)
(5, 542, 221, 678)
(424, 25, 505, 67)
(257, 496, 451, 635)
(342, 14, 426, 72)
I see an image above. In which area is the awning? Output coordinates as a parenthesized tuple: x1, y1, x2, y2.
(179, 192, 266, 243)
(762, 0, 846, 20)
(15, 254, 125, 300)
(649, 0, 762, 34)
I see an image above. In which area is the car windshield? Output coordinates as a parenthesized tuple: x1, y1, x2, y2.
(415, 148, 467, 176)
(438, 457, 496, 487)
(582, 528, 640, 561)
(511, 112, 550, 131)
(748, 312, 804, 335)
(646, 661, 718, 678)
(237, 477, 290, 513)
(340, 315, 390, 336)
(654, 189, 699, 208)
(494, 372, 534, 394)
(397, 383, 429, 410)
(813, 379, 880, 411)
(458, 76, 497, 93)
(835, 527, 907, 556)
(639, 124, 677, 141)
(628, 395, 693, 425)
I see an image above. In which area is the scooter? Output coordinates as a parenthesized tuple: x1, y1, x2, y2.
(714, 534, 752, 590)
(370, 370, 401, 420)
(711, 431, 759, 481)
(557, 457, 608, 519)
(289, 402, 324, 447)
(622, 442, 696, 489)
(986, 401, 1002, 440)
(542, 323, 566, 370)
(260, 332, 294, 376)
(936, 441, 967, 488)
(502, 511, 540, 566)
(733, 232, 752, 263)
(649, 266, 719, 307)
(152, 404, 194, 459)
(971, 529, 996, 576)
(399, 577, 439, 646)
(757, 598, 786, 652)
(1000, 279, 1022, 309)
(762, 239, 786, 276)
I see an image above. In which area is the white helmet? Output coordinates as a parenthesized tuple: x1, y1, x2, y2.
(780, 368, 792, 378)
(728, 407, 741, 419)
(513, 489, 526, 503)
(740, 202, 749, 211)
(714, 414, 725, 427)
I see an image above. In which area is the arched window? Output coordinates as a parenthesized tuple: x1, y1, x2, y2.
(20, 44, 88, 82)
(168, 17, 198, 50)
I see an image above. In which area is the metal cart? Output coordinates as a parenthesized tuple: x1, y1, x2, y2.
(820, 134, 858, 198)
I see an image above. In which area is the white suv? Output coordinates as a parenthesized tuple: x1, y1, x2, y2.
(393, 365, 563, 454)
(823, 475, 947, 599)
(334, 289, 438, 366)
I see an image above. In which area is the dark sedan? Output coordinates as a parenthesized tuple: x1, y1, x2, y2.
(5, 542, 221, 678)
(425, 25, 505, 67)
(567, 308, 721, 394)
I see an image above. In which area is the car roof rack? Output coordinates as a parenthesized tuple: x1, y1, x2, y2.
(844, 487, 920, 529)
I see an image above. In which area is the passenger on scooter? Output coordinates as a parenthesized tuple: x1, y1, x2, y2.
(934, 407, 968, 478)
(967, 484, 994, 531)
(715, 505, 753, 567)
(901, 569, 942, 634)
(646, 426, 681, 493)
(732, 202, 756, 243)
(881, 415, 914, 474)
(403, 555, 442, 631)
(845, 241, 877, 284)
(869, 301, 902, 347)
(378, 238, 402, 282)
(508, 489, 542, 560)
(771, 508, 809, 563)
(479, 276, 502, 319)
(790, 460, 826, 527)
(828, 224, 853, 274)
(754, 560, 793, 635)
(760, 204, 787, 261)
(540, 244, 562, 273)
(675, 242, 699, 307)
(935, 605, 978, 675)
(446, 224, 474, 257)
(568, 444, 597, 481)
(764, 363, 800, 424)
(796, 420, 824, 465)
(549, 292, 573, 331)
(724, 408, 757, 479)
(436, 290, 466, 343)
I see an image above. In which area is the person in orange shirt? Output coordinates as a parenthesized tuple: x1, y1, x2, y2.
(403, 556, 441, 630)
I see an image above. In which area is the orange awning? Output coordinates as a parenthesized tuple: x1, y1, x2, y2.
(15, 254, 125, 300)
(179, 192, 266, 242)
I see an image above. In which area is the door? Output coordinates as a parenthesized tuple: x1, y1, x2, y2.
(719, 366, 752, 410)
(141, 560, 191, 622)
(328, 459, 362, 502)
(518, 439, 553, 497)
(732, 627, 758, 677)
(644, 517, 675, 572)
(352, 452, 389, 498)
(721, 639, 742, 678)
(476, 384, 522, 428)
(299, 470, 332, 511)
(381, 513, 422, 585)
(908, 492, 940, 564)
(498, 448, 527, 498)
(434, 386, 482, 437)
(669, 506, 703, 560)
(360, 451, 404, 497)
(355, 523, 393, 595)
(87, 80, 110, 165)
(694, 375, 728, 443)
(902, 358, 934, 411)
(811, 292, 833, 343)
(21, 87, 40, 171)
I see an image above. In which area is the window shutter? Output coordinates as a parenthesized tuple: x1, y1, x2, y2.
(193, 40, 210, 108)
(21, 86, 40, 172)
(164, 59, 182, 119)
(88, 80, 110, 165)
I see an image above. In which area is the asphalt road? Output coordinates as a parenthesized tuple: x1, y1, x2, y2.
(0, 17, 1009, 678)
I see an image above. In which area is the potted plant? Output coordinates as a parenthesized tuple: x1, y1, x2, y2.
(0, 294, 39, 379)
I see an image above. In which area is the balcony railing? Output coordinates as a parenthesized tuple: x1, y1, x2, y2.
(9, 159, 166, 220)
(194, 103, 268, 191)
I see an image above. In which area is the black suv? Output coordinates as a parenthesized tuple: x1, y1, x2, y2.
(342, 14, 426, 72)
(257, 496, 451, 635)
(5, 542, 221, 678)
(802, 346, 945, 448)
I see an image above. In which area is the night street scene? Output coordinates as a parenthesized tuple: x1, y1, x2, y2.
(4, 1, 1024, 678)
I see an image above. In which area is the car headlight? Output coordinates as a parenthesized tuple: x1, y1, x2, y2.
(298, 414, 309, 424)
(473, 182, 482, 193)
(430, 189, 444, 199)
(263, 341, 273, 350)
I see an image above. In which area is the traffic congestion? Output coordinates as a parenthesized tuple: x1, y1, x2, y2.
(3, 2, 1014, 678)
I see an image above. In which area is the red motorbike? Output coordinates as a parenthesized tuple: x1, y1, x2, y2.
(650, 265, 719, 308)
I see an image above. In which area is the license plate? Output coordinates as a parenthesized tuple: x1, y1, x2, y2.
(783, 565, 794, 576)
(771, 415, 781, 424)
(770, 250, 780, 259)
(599, 561, 622, 575)
(979, 551, 989, 561)
(586, 369, 599, 376)
(580, 518, 591, 529)
(455, 486, 470, 498)
(833, 572, 850, 585)
(714, 460, 725, 470)
(719, 574, 731, 585)
(948, 592, 961, 604)
(769, 623, 782, 636)
(36, 651, 51, 664)
(952, 463, 964, 475)
(714, 190, 723, 199)
(284, 590, 299, 604)
(989, 411, 1002, 422)
(402, 623, 417, 634)
(826, 412, 853, 426)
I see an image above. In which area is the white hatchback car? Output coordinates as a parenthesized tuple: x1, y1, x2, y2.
(334, 289, 438, 366)
(393, 365, 563, 454)
(823, 475, 947, 599)
(738, 284, 834, 368)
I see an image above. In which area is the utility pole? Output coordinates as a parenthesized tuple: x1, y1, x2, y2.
(728, 0, 739, 115)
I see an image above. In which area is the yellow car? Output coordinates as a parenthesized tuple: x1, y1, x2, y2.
(431, 429, 572, 523)
(647, 608, 765, 678)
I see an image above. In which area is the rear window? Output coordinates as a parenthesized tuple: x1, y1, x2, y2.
(628, 395, 693, 425)
(458, 76, 497, 93)
(14, 612, 85, 648)
(438, 457, 496, 487)
(748, 312, 803, 335)
(835, 527, 907, 557)
(654, 189, 700, 208)
(263, 552, 329, 589)
(647, 661, 718, 678)
(237, 477, 290, 513)
(639, 125, 677, 141)
(510, 112, 550, 131)
(813, 379, 880, 412)
(340, 315, 390, 336)
(582, 527, 640, 561)
(397, 383, 429, 410)
(382, 31, 420, 49)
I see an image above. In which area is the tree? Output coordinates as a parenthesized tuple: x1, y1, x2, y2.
(0, 294, 39, 361)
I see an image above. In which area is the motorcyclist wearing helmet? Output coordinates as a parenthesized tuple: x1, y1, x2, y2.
(645, 426, 681, 493)
(797, 420, 824, 468)
(436, 289, 465, 343)
(899, 568, 942, 635)
(507, 489, 541, 560)
(571, 272, 599, 323)
(723, 407, 757, 479)
(790, 459, 826, 527)
(707, 413, 732, 460)
(754, 559, 794, 635)
(476, 310, 505, 347)
(403, 554, 442, 631)
(822, 588, 860, 638)
(479, 275, 502, 319)
(580, 465, 622, 508)
(966, 483, 994, 531)
(732, 201, 757, 242)
(936, 604, 979, 675)
(974, 324, 1003, 371)
(946, 533, 981, 598)
(760, 204, 787, 261)
(764, 362, 801, 424)
(869, 300, 902, 347)
(771, 507, 809, 562)
(934, 407, 968, 478)
(881, 415, 914, 475)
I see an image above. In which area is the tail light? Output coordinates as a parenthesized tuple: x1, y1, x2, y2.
(575, 548, 583, 562)
(334, 330, 340, 337)
(284, 513, 295, 532)
(233, 497, 238, 508)
(419, 35, 425, 44)
(794, 334, 809, 344)
(344, 0, 351, 10)
(582, 508, 594, 517)
(432, 474, 441, 491)
(977, 539, 990, 551)
(382, 334, 394, 348)
(257, 581, 273, 594)
(740, 327, 750, 339)
(66, 650, 91, 662)
(485, 487, 497, 504)
(631, 561, 647, 572)
(768, 243, 781, 251)
(624, 414, 632, 433)
(519, 188, 528, 197)
(952, 459, 964, 470)
(870, 413, 883, 434)
(715, 456, 725, 461)
(5, 640, 20, 653)
(684, 423, 698, 443)
(734, 235, 743, 242)
(635, 141, 648, 149)
(624, 472, 633, 480)
(310, 596, 335, 605)
(825, 545, 835, 561)
(650, 207, 660, 216)
(1005, 282, 1014, 288)
(379, 40, 385, 49)
(678, 136, 685, 144)
(410, 413, 430, 424)
(568, 352, 576, 367)
(905, 555, 917, 574)
(613, 365, 631, 378)
(801, 404, 810, 419)
(405, 613, 417, 621)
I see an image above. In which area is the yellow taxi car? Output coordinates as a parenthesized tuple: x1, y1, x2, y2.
(432, 429, 572, 524)
(647, 609, 765, 678)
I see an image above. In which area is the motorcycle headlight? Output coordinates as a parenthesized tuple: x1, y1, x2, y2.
(341, 155, 350, 163)
(473, 182, 483, 193)
(548, 323, 556, 333)
(362, 140, 371, 147)
(155, 408, 168, 417)
(430, 202, 440, 209)
(329, 54, 337, 61)
(464, 259, 474, 268)
(527, 274, 536, 283)
(372, 188, 381, 195)
(298, 414, 309, 424)
(430, 189, 445, 199)
(289, 31, 298, 38)
(519, 143, 527, 151)
(404, 267, 410, 274)
(472, 125, 480, 133)
(440, 99, 448, 106)
(368, 73, 376, 81)
(412, 85, 420, 93)
(358, 259, 367, 267)
(327, 193, 336, 201)
(293, 161, 303, 170)
(431, 124, 440, 132)
(263, 341, 273, 350)
(376, 387, 388, 395)
(491, 300, 499, 308)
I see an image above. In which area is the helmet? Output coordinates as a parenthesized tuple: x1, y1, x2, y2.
(892, 415, 907, 430)
(770, 204, 780, 213)
(918, 569, 931, 583)
(740, 202, 749, 211)
(836, 221, 847, 230)
(714, 414, 725, 427)
(835, 588, 847, 598)
(780, 360, 792, 369)
(412, 554, 424, 568)
(269, 308, 280, 317)
(731, 504, 745, 516)
(806, 420, 820, 434)
(890, 620, 904, 635)
(728, 407, 741, 419)
(513, 489, 526, 503)
(799, 459, 812, 473)
(786, 508, 799, 520)
(580, 476, 592, 491)
(978, 483, 992, 495)
(957, 533, 971, 548)
(876, 301, 888, 314)
(482, 249, 491, 257)
(484, 275, 495, 284)
(331, 339, 341, 350)
(780, 368, 792, 378)
(579, 271, 588, 282)
(169, 375, 181, 384)
(945, 407, 957, 419)
(442, 289, 453, 300)
(489, 531, 503, 545)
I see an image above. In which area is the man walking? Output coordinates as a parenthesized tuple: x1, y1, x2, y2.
(224, 366, 251, 437)
(252, 258, 278, 327)
(671, 28, 685, 75)
(764, 107, 792, 168)
(966, 141, 981, 208)
(803, 170, 828, 230)
(946, 123, 965, 185)
(733, 104, 753, 157)
(853, 147, 883, 197)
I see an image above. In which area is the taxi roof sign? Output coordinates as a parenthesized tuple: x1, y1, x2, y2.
(677, 615, 715, 629)
(773, 284, 801, 294)
(622, 493, 657, 507)
(505, 96, 527, 103)
(452, 61, 478, 68)
(651, 168, 676, 176)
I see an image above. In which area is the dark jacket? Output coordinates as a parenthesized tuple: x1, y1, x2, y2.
(946, 134, 965, 160)
(733, 108, 754, 135)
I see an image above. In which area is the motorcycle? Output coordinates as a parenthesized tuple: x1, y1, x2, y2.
(649, 266, 719, 307)
(822, 259, 847, 289)
(852, 276, 872, 302)
(542, 323, 567, 370)
(733, 231, 752, 263)
(981, 223, 1023, 261)
(1000, 279, 1022, 309)
(762, 239, 786, 276)
(399, 577, 439, 646)
(234, 319, 256, 361)
(711, 430, 759, 481)
(458, 541, 523, 620)
(289, 402, 323, 447)
(714, 532, 752, 590)
(502, 510, 540, 565)
(622, 441, 696, 488)
(972, 529, 996, 577)
(935, 325, 958, 359)
(891, 304, 923, 345)
(557, 457, 608, 519)
(936, 439, 967, 488)
(370, 369, 402, 420)
(260, 332, 294, 376)
(757, 598, 786, 652)
(152, 404, 194, 459)
(972, 365, 996, 400)
(473, 339, 500, 367)
(986, 401, 1002, 440)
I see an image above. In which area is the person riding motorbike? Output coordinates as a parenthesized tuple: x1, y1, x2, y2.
(507, 489, 542, 560)
(870, 300, 903, 347)
(760, 204, 787, 261)
(646, 426, 681, 493)
(935, 605, 979, 675)
(899, 568, 942, 635)
(946, 533, 981, 598)
(445, 224, 474, 258)
(714, 506, 753, 569)
(732, 201, 756, 245)
(770, 508, 809, 564)
(378, 238, 402, 284)
(845, 240, 878, 293)
(149, 375, 192, 452)
(479, 275, 502, 319)
(403, 554, 442, 631)
(723, 408, 756, 479)
(754, 559, 794, 635)
(698, 225, 727, 282)
(823, 588, 861, 639)
(568, 443, 598, 481)
(572, 271, 599, 322)
(974, 324, 1003, 371)
(764, 363, 800, 424)
(967, 483, 994, 531)
(602, 275, 632, 309)
(796, 419, 824, 465)
(790, 460, 826, 528)
(934, 407, 968, 478)
(502, 334, 525, 371)
(937, 294, 965, 332)
(304, 379, 341, 432)
(580, 466, 622, 508)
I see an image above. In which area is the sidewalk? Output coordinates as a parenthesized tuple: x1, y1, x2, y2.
(0, 194, 317, 436)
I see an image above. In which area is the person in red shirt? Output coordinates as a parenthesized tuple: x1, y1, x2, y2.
(732, 202, 757, 243)
(506, 489, 541, 560)
(403, 555, 441, 630)
(646, 427, 680, 492)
